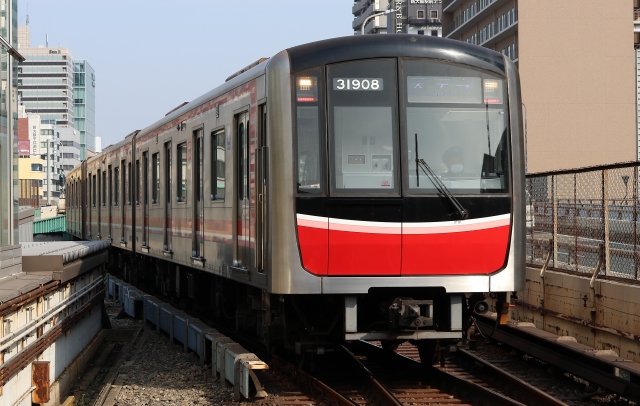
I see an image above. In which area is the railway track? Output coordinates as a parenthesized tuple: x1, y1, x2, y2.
(361, 340, 572, 406)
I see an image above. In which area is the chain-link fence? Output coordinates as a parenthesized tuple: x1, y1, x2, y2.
(527, 163, 640, 280)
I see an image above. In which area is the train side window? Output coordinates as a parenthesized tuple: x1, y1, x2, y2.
(165, 143, 172, 203)
(109, 165, 113, 206)
(152, 153, 159, 204)
(211, 130, 225, 201)
(128, 162, 132, 205)
(177, 142, 187, 202)
(113, 167, 119, 206)
(135, 159, 140, 205)
(86, 176, 90, 207)
(94, 173, 98, 207)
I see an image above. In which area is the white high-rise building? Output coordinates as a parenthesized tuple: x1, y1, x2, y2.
(17, 25, 96, 164)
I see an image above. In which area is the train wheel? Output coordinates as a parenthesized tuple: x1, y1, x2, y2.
(417, 340, 438, 365)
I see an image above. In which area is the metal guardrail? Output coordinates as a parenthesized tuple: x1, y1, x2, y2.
(527, 162, 640, 281)
(33, 215, 66, 234)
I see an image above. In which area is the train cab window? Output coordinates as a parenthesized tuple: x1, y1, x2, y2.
(152, 153, 159, 204)
(402, 60, 509, 194)
(115, 166, 120, 206)
(294, 67, 323, 194)
(327, 59, 399, 194)
(177, 142, 187, 202)
(211, 130, 225, 200)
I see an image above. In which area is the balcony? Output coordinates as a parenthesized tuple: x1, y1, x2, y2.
(352, 1, 383, 30)
(443, 0, 511, 38)
(407, 17, 442, 27)
(353, 0, 370, 14)
(480, 16, 518, 48)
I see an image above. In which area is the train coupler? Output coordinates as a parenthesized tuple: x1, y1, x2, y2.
(388, 297, 433, 328)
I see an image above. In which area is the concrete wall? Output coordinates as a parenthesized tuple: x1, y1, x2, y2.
(513, 266, 640, 363)
(519, 0, 636, 173)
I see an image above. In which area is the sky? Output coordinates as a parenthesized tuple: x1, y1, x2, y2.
(17, 0, 353, 148)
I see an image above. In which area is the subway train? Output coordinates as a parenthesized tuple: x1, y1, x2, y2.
(66, 35, 525, 362)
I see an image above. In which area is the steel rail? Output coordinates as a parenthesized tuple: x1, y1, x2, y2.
(353, 340, 525, 406)
(456, 347, 568, 406)
(340, 345, 404, 406)
(474, 314, 640, 397)
(271, 354, 357, 406)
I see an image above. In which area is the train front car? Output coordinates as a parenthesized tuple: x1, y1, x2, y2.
(267, 35, 525, 360)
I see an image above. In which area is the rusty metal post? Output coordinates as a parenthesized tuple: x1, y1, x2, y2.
(552, 175, 558, 267)
(32, 361, 50, 403)
(603, 170, 610, 276)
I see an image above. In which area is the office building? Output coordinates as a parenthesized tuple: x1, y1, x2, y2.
(17, 25, 96, 163)
(74, 60, 96, 160)
(353, 0, 391, 34)
(353, 0, 442, 36)
(0, 0, 21, 260)
(442, 0, 635, 173)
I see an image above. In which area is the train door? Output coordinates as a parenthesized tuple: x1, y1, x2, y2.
(235, 112, 250, 270)
(142, 152, 149, 248)
(255, 104, 268, 272)
(192, 129, 204, 259)
(163, 142, 172, 253)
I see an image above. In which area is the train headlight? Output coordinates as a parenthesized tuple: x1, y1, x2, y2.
(296, 76, 318, 102)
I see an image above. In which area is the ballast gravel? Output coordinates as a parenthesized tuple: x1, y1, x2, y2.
(104, 299, 240, 406)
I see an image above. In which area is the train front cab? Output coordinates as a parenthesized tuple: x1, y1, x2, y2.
(267, 36, 525, 352)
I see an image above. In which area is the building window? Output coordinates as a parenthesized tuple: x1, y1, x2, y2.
(430, 10, 438, 19)
(92, 174, 96, 206)
(127, 162, 132, 205)
(31, 163, 42, 172)
(431, 30, 438, 36)
(177, 143, 187, 202)
(152, 153, 159, 203)
(417, 10, 425, 19)
(418, 30, 425, 35)
(102, 171, 106, 206)
(211, 130, 225, 201)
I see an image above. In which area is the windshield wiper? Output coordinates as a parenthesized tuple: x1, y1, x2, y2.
(415, 133, 469, 220)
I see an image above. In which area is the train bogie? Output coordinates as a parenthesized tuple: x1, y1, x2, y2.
(67, 35, 525, 357)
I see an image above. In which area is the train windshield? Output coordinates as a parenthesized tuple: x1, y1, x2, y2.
(403, 60, 509, 194)
(327, 59, 399, 195)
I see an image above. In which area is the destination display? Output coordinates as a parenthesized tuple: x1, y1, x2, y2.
(407, 76, 482, 103)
